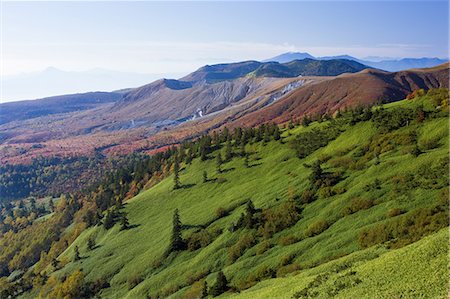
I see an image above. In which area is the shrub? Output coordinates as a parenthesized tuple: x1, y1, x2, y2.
(253, 265, 276, 281)
(300, 189, 317, 204)
(127, 274, 143, 290)
(342, 198, 374, 215)
(228, 233, 256, 263)
(279, 253, 296, 266)
(305, 220, 329, 237)
(318, 187, 335, 199)
(359, 204, 448, 249)
(187, 229, 213, 251)
(255, 240, 272, 255)
(259, 200, 301, 238)
(215, 207, 228, 219)
(419, 136, 441, 150)
(216, 177, 227, 184)
(183, 280, 207, 299)
(387, 208, 404, 217)
(328, 156, 353, 169)
(278, 235, 299, 246)
(276, 263, 301, 277)
(291, 126, 341, 159)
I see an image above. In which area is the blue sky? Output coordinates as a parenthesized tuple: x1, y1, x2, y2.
(2, 1, 448, 76)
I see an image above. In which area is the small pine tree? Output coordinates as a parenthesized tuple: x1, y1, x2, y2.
(201, 280, 208, 298)
(309, 160, 323, 186)
(120, 213, 129, 230)
(173, 158, 181, 190)
(87, 237, 95, 250)
(51, 258, 59, 269)
(216, 153, 223, 174)
(273, 126, 281, 141)
(239, 142, 246, 157)
(169, 209, 185, 252)
(73, 245, 80, 261)
(244, 200, 256, 228)
(103, 211, 115, 229)
(209, 271, 228, 297)
(224, 139, 232, 162)
(203, 171, 208, 183)
(302, 116, 312, 127)
(244, 153, 249, 168)
(411, 145, 422, 157)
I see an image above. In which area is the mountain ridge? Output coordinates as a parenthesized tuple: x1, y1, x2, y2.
(265, 52, 448, 72)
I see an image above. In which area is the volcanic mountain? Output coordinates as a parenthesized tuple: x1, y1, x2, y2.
(0, 61, 448, 164)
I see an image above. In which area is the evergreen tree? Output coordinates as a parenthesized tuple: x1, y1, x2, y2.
(120, 213, 130, 230)
(203, 171, 208, 183)
(216, 153, 223, 174)
(169, 209, 185, 252)
(273, 125, 281, 141)
(103, 211, 115, 229)
(239, 142, 246, 157)
(411, 144, 422, 157)
(244, 200, 256, 228)
(73, 245, 80, 261)
(244, 153, 249, 168)
(29, 197, 37, 213)
(48, 199, 55, 213)
(51, 258, 59, 269)
(309, 161, 323, 187)
(224, 138, 232, 162)
(302, 116, 312, 127)
(201, 280, 208, 298)
(209, 271, 228, 297)
(87, 237, 95, 250)
(173, 158, 181, 190)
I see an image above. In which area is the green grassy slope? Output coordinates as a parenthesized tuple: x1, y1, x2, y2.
(228, 228, 448, 299)
(44, 96, 448, 299)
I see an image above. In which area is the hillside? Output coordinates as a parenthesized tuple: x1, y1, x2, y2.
(233, 63, 449, 127)
(252, 59, 368, 78)
(265, 52, 449, 72)
(8, 90, 446, 299)
(0, 92, 123, 126)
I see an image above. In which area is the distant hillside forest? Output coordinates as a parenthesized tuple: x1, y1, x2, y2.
(0, 88, 448, 299)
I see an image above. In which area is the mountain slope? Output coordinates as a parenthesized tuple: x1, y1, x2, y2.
(233, 63, 449, 127)
(252, 59, 368, 78)
(0, 91, 123, 125)
(33, 94, 448, 299)
(265, 52, 449, 72)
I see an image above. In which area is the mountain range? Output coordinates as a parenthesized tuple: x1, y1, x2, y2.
(0, 57, 448, 165)
(265, 52, 448, 72)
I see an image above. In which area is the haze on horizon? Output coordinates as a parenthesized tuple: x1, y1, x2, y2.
(1, 1, 448, 102)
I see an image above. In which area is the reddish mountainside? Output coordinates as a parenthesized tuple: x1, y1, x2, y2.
(232, 63, 449, 127)
(0, 63, 448, 164)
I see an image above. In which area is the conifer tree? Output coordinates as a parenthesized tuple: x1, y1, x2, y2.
(244, 200, 256, 228)
(201, 280, 208, 298)
(244, 153, 249, 168)
(103, 210, 115, 229)
(240, 142, 246, 157)
(169, 209, 185, 252)
(203, 171, 208, 183)
(216, 153, 223, 174)
(210, 271, 228, 297)
(273, 126, 281, 141)
(87, 237, 95, 250)
(73, 245, 80, 261)
(120, 213, 129, 230)
(173, 158, 181, 190)
(224, 138, 232, 162)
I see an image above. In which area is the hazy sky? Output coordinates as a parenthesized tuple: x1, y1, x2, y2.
(2, 1, 449, 76)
